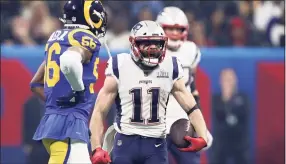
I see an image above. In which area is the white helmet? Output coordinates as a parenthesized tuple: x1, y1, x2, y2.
(156, 7, 189, 50)
(129, 20, 168, 68)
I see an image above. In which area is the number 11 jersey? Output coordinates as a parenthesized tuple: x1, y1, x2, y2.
(106, 53, 184, 138)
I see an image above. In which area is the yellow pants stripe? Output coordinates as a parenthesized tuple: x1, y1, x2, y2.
(42, 139, 71, 164)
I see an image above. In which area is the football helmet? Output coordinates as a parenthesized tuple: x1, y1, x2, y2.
(129, 20, 168, 68)
(60, 0, 107, 37)
(156, 7, 188, 50)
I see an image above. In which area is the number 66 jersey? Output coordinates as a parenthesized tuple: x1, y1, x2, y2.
(33, 28, 101, 144)
(44, 28, 100, 120)
(106, 53, 184, 138)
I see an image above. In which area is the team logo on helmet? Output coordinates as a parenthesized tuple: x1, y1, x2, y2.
(132, 23, 143, 34)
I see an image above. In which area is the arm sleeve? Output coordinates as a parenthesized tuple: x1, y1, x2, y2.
(59, 50, 84, 91)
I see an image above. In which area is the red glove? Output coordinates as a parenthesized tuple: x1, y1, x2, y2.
(179, 136, 207, 152)
(91, 148, 111, 164)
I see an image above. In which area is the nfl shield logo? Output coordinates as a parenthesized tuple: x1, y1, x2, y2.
(117, 140, 122, 146)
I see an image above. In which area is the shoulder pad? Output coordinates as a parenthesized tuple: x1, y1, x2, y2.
(182, 41, 200, 56)
(114, 53, 130, 68)
(116, 53, 130, 58)
(68, 29, 101, 53)
(183, 41, 197, 49)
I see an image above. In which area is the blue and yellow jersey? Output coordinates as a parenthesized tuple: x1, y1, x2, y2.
(43, 28, 100, 121)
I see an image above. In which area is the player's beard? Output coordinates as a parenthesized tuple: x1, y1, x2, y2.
(139, 50, 162, 67)
(140, 49, 162, 59)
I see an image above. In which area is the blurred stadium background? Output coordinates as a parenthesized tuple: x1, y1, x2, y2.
(1, 1, 285, 164)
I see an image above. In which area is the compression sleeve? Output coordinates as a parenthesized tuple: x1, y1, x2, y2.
(60, 50, 85, 91)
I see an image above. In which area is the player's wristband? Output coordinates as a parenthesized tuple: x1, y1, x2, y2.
(30, 82, 44, 88)
(186, 104, 199, 115)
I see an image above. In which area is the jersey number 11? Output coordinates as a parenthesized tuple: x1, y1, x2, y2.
(129, 87, 160, 124)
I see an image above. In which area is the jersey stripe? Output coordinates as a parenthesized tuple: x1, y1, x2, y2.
(191, 46, 200, 66)
(112, 56, 119, 79)
(172, 56, 179, 80)
(115, 94, 122, 130)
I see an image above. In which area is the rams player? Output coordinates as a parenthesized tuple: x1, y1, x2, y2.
(30, 0, 107, 163)
(89, 20, 208, 164)
(156, 7, 213, 164)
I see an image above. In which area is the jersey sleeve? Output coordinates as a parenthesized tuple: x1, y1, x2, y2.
(172, 56, 184, 84)
(105, 55, 119, 83)
(190, 46, 201, 68)
(68, 29, 101, 54)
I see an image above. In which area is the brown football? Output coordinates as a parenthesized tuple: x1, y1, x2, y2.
(169, 118, 195, 148)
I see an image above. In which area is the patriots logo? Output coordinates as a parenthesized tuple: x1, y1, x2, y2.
(132, 23, 143, 34)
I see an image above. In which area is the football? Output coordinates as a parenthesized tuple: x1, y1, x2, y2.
(169, 118, 195, 148)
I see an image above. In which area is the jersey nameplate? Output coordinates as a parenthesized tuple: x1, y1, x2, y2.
(48, 30, 68, 42)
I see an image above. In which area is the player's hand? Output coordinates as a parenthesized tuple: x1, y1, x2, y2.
(91, 148, 111, 164)
(56, 89, 86, 108)
(178, 136, 207, 152)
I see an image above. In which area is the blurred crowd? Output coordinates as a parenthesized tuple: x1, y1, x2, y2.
(1, 1, 285, 48)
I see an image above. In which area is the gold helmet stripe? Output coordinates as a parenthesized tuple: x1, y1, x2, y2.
(84, 0, 103, 29)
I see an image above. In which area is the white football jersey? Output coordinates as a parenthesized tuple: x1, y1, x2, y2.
(105, 53, 184, 138)
(166, 41, 201, 134)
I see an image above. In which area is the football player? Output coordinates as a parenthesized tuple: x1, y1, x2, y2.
(156, 7, 213, 164)
(29, 0, 107, 163)
(89, 20, 208, 164)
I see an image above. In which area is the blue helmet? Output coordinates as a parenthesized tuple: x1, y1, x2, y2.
(61, 0, 107, 37)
